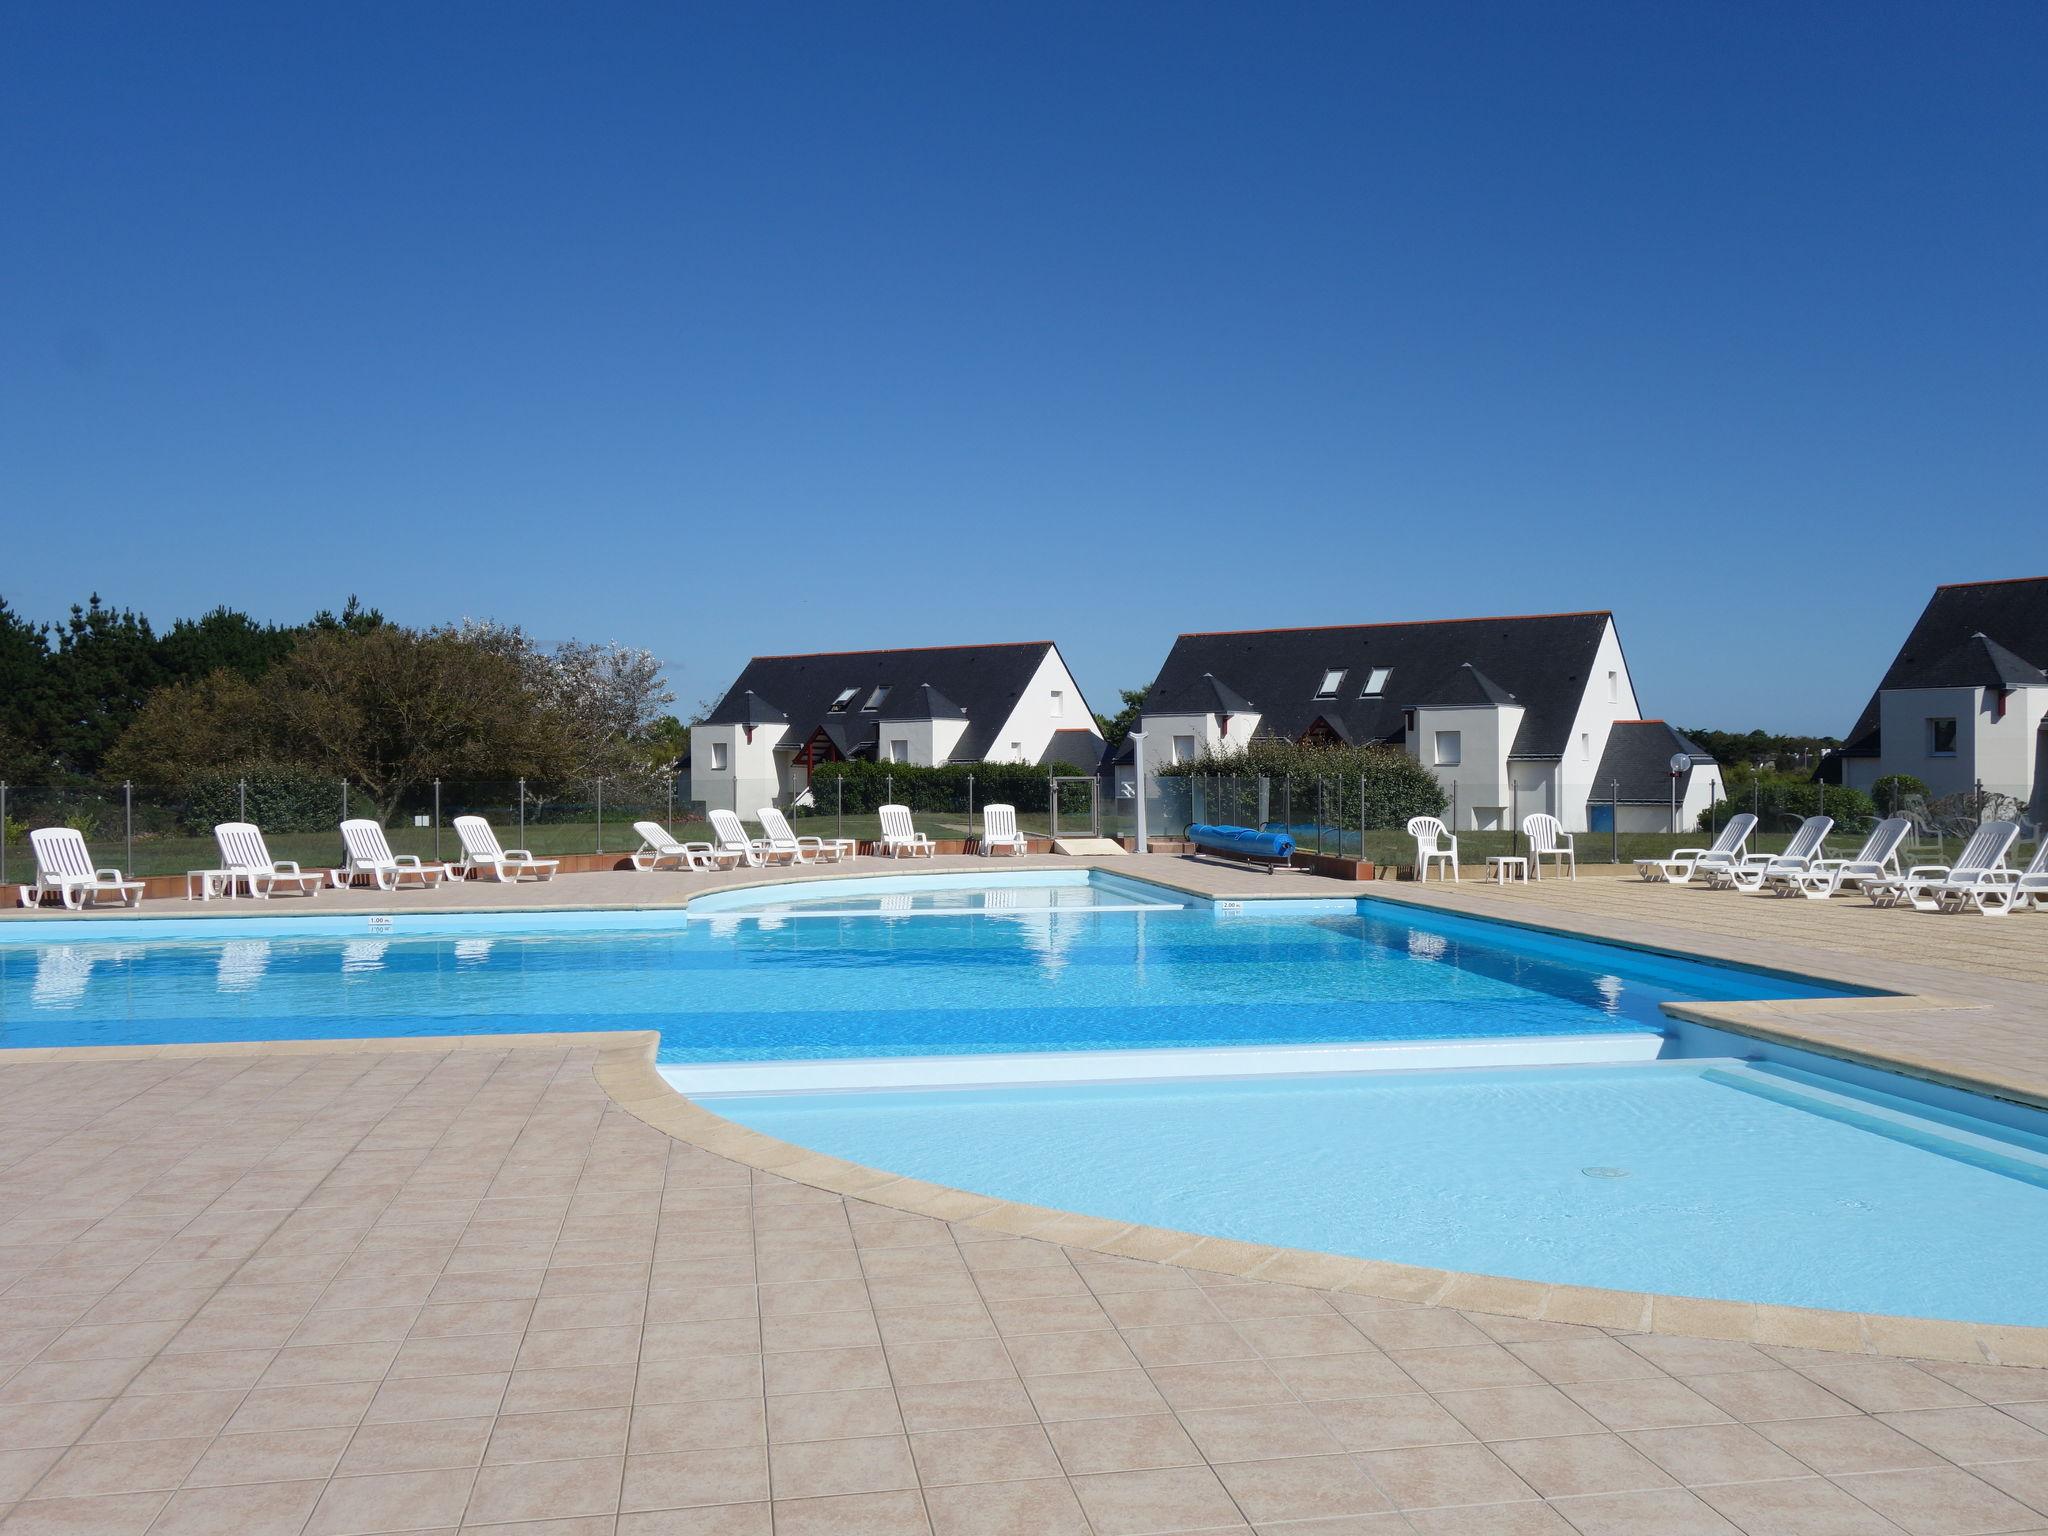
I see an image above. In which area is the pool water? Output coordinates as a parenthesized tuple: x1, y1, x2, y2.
(717, 1060, 2048, 1325)
(0, 882, 1840, 1060)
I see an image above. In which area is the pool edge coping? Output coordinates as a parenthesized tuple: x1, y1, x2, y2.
(8, 1028, 2036, 1369)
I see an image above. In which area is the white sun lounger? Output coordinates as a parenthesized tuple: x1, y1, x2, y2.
(1865, 820, 2019, 913)
(756, 806, 850, 864)
(1723, 816, 1832, 891)
(980, 803, 1028, 857)
(1520, 814, 1574, 880)
(878, 804, 935, 859)
(214, 822, 324, 898)
(709, 808, 797, 868)
(17, 827, 145, 910)
(1407, 817, 1458, 882)
(1782, 817, 1912, 900)
(451, 816, 559, 882)
(1972, 837, 2048, 917)
(1637, 814, 1756, 884)
(629, 820, 729, 872)
(334, 819, 449, 891)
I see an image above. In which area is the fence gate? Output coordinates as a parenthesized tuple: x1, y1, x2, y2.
(1048, 776, 1100, 840)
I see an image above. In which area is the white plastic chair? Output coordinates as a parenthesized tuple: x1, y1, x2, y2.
(1636, 814, 1756, 885)
(980, 803, 1028, 857)
(630, 820, 728, 872)
(451, 816, 559, 883)
(335, 819, 448, 891)
(756, 806, 846, 864)
(710, 808, 796, 868)
(17, 827, 145, 910)
(1724, 816, 1832, 892)
(878, 804, 936, 859)
(214, 822, 324, 898)
(1979, 838, 2048, 916)
(1785, 818, 1911, 900)
(1407, 816, 1458, 882)
(1520, 813, 1574, 880)
(1866, 819, 2020, 912)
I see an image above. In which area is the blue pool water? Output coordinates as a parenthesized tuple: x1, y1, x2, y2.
(718, 1060, 2048, 1325)
(0, 879, 1841, 1059)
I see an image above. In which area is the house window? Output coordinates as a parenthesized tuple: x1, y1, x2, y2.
(710, 741, 729, 771)
(1434, 731, 1462, 767)
(1050, 689, 1064, 717)
(1360, 667, 1392, 697)
(886, 739, 909, 763)
(827, 688, 858, 713)
(863, 685, 892, 711)
(1315, 669, 1345, 699)
(1606, 670, 1619, 704)
(1173, 734, 1197, 764)
(1010, 741, 1022, 757)
(1581, 731, 1591, 762)
(1927, 717, 1958, 757)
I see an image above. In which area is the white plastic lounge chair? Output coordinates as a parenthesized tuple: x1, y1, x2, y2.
(980, 803, 1028, 857)
(878, 804, 936, 859)
(1865, 819, 2019, 913)
(710, 808, 796, 868)
(18, 827, 145, 910)
(1407, 817, 1458, 882)
(334, 819, 449, 891)
(756, 806, 849, 864)
(213, 822, 324, 899)
(629, 820, 728, 872)
(1520, 814, 1574, 880)
(1784, 817, 1911, 900)
(1636, 814, 1756, 885)
(1723, 816, 1833, 892)
(1978, 839, 2048, 916)
(451, 816, 559, 883)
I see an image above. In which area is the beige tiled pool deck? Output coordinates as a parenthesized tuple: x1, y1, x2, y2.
(4, 857, 2048, 1533)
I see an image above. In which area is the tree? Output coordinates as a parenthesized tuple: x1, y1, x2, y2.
(1093, 688, 1148, 751)
(104, 669, 272, 783)
(155, 607, 298, 684)
(0, 597, 48, 779)
(447, 620, 673, 782)
(42, 595, 161, 776)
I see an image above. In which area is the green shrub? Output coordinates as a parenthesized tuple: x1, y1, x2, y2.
(807, 760, 1062, 814)
(176, 767, 344, 834)
(1869, 773, 1929, 814)
(1158, 740, 1446, 830)
(1705, 779, 1876, 834)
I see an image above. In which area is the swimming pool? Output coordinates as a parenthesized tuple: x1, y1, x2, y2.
(7, 869, 2041, 1325)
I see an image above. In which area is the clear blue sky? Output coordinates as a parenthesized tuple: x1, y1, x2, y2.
(4, 3, 2042, 733)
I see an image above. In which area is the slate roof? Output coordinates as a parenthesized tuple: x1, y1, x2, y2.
(704, 642, 1097, 763)
(1593, 721, 1717, 804)
(1039, 729, 1108, 771)
(1839, 578, 2048, 756)
(1417, 664, 1518, 708)
(1140, 611, 1614, 759)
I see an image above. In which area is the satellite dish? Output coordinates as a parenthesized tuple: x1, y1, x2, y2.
(1669, 753, 1693, 773)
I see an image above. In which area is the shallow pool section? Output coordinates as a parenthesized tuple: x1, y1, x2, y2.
(715, 1058, 2048, 1326)
(0, 879, 1846, 1061)
(685, 869, 1185, 918)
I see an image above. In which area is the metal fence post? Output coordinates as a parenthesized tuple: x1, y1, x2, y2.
(836, 776, 843, 843)
(1358, 773, 1366, 862)
(1611, 780, 1620, 864)
(595, 780, 604, 856)
(886, 773, 893, 808)
(1511, 780, 1520, 860)
(1, 781, 8, 885)
(518, 777, 527, 845)
(238, 776, 247, 822)
(341, 780, 349, 822)
(667, 774, 675, 832)
(124, 781, 133, 873)
(1449, 780, 1458, 832)
(967, 772, 975, 831)
(433, 778, 442, 860)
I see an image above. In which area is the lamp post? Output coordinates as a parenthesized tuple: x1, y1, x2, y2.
(1668, 752, 1690, 836)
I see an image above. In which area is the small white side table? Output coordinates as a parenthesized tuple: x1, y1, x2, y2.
(1485, 856, 1529, 885)
(187, 869, 233, 901)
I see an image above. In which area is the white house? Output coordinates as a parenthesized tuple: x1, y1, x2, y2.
(1830, 576, 2048, 817)
(1129, 610, 1721, 833)
(690, 641, 1102, 814)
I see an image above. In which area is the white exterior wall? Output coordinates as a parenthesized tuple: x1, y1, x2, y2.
(1555, 620, 1642, 831)
(873, 714, 971, 766)
(1410, 703, 1522, 831)
(983, 647, 1102, 764)
(1135, 709, 1261, 782)
(1876, 686, 1983, 799)
(688, 722, 789, 815)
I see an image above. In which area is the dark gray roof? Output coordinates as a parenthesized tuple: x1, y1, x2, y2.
(1140, 612, 1614, 759)
(706, 642, 1098, 763)
(1191, 673, 1255, 715)
(1593, 721, 1716, 804)
(1417, 663, 1517, 708)
(735, 691, 787, 730)
(1039, 729, 1108, 771)
(1841, 578, 2048, 755)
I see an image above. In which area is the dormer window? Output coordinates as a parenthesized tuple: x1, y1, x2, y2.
(1314, 669, 1345, 699)
(863, 685, 892, 711)
(1360, 667, 1393, 697)
(827, 688, 858, 713)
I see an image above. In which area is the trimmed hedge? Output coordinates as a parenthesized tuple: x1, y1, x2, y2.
(1158, 740, 1446, 830)
(1705, 780, 1876, 835)
(176, 767, 345, 834)
(807, 760, 1061, 814)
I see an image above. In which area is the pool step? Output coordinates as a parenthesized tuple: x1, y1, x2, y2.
(666, 1031, 1668, 1097)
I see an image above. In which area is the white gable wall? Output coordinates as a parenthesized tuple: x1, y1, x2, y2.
(1553, 619, 1642, 832)
(1411, 702, 1523, 831)
(984, 646, 1102, 764)
(688, 721, 788, 815)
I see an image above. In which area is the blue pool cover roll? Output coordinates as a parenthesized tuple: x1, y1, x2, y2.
(1188, 823, 1296, 859)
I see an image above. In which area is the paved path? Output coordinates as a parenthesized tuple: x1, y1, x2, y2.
(6, 1042, 2048, 1536)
